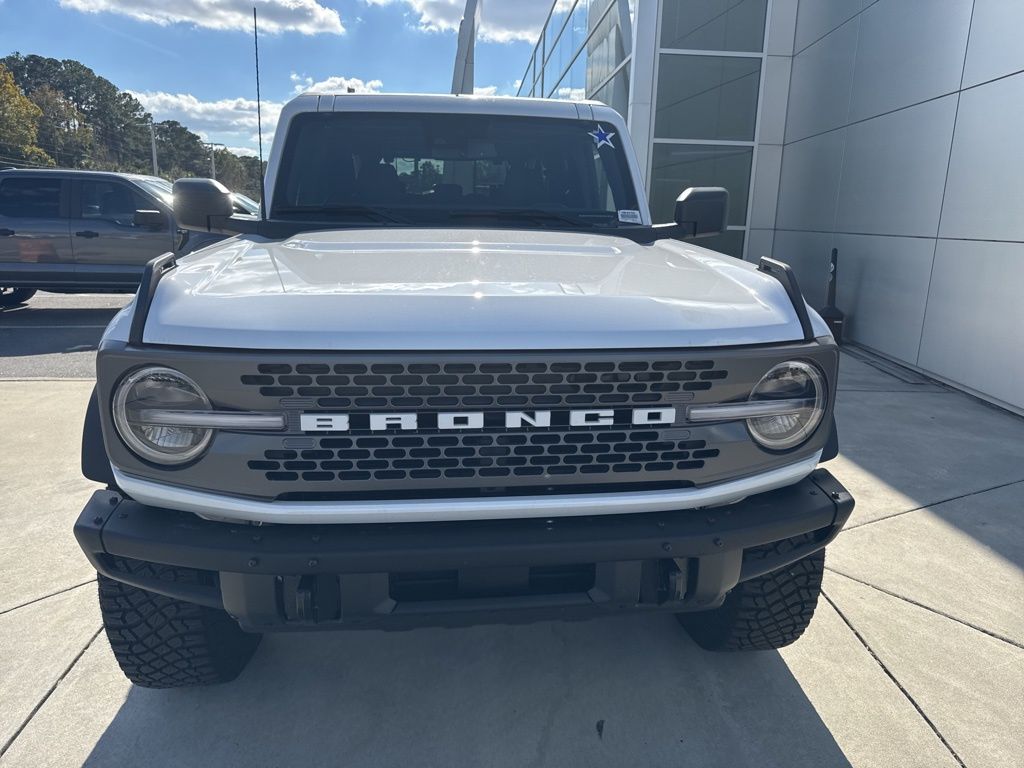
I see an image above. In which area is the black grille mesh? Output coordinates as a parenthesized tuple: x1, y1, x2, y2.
(248, 430, 721, 483)
(240, 359, 728, 411)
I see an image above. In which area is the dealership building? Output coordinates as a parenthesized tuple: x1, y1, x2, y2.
(512, 0, 1023, 414)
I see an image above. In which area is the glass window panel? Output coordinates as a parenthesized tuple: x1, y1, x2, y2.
(649, 143, 751, 225)
(519, 54, 535, 96)
(555, 51, 587, 100)
(79, 180, 147, 225)
(0, 177, 62, 218)
(586, 6, 627, 93)
(655, 54, 760, 140)
(660, 0, 767, 52)
(567, 0, 591, 59)
(544, 5, 571, 63)
(590, 63, 630, 117)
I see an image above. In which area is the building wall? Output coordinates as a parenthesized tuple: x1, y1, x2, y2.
(518, 0, 1023, 413)
(754, 0, 1024, 412)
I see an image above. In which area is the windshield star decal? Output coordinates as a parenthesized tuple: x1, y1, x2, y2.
(589, 124, 616, 149)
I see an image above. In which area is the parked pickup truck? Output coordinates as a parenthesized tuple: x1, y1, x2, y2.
(0, 169, 230, 306)
(74, 94, 853, 688)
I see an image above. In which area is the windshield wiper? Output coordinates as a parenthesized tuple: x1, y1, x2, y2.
(447, 209, 618, 229)
(274, 205, 411, 224)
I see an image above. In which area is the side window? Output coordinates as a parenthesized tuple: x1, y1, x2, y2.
(0, 178, 63, 218)
(79, 180, 147, 226)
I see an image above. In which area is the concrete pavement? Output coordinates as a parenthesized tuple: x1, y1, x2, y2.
(0, 338, 1021, 766)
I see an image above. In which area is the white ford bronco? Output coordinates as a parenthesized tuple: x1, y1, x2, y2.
(75, 94, 852, 688)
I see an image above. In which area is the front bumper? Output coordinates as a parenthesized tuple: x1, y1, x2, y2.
(75, 470, 853, 632)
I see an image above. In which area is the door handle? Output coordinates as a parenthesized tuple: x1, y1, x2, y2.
(75, 230, 100, 238)
(0, 228, 14, 236)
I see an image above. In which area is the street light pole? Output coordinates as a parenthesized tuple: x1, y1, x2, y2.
(203, 142, 226, 179)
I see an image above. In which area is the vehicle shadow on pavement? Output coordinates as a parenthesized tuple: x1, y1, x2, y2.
(82, 614, 851, 768)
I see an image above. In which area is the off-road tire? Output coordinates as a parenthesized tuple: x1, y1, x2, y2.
(0, 287, 36, 307)
(97, 559, 261, 688)
(678, 536, 825, 651)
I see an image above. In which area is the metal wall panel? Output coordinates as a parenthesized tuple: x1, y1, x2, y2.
(785, 17, 858, 142)
(833, 233, 935, 363)
(776, 129, 846, 232)
(918, 239, 1024, 410)
(749, 143, 782, 229)
(758, 55, 792, 144)
(836, 95, 957, 237)
(848, 0, 972, 122)
(939, 72, 1024, 242)
(962, 0, 1024, 88)
(792, 0, 867, 54)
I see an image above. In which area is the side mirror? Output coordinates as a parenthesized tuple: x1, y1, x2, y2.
(674, 187, 729, 238)
(133, 209, 167, 230)
(173, 178, 234, 232)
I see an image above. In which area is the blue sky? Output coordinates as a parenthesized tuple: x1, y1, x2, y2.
(0, 0, 554, 154)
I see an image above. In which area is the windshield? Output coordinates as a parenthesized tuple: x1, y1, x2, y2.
(133, 176, 173, 206)
(232, 193, 260, 215)
(272, 112, 641, 228)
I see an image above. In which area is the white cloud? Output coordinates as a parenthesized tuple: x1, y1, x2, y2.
(226, 145, 260, 157)
(364, 0, 555, 43)
(60, 0, 344, 35)
(130, 91, 285, 149)
(472, 85, 498, 96)
(289, 73, 385, 96)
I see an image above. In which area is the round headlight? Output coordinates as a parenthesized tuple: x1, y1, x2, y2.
(747, 361, 826, 450)
(113, 367, 213, 464)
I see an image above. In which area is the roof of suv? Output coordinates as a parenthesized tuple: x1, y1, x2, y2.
(0, 168, 165, 183)
(288, 92, 616, 121)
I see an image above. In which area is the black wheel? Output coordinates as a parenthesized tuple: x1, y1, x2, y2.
(0, 287, 36, 307)
(678, 536, 825, 651)
(97, 559, 261, 688)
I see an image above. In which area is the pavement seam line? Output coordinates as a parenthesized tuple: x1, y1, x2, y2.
(821, 591, 968, 768)
(0, 626, 103, 760)
(841, 478, 1024, 532)
(0, 580, 97, 618)
(825, 568, 1024, 650)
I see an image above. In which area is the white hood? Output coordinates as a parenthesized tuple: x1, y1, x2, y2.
(126, 228, 825, 350)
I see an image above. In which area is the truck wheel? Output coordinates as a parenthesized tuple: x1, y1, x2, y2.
(97, 560, 261, 688)
(0, 287, 36, 307)
(678, 537, 825, 651)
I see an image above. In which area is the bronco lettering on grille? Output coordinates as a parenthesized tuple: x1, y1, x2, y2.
(299, 408, 677, 433)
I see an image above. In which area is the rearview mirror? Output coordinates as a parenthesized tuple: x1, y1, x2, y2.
(173, 178, 234, 232)
(674, 187, 729, 238)
(133, 209, 166, 230)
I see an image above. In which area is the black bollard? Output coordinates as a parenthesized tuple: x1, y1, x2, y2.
(820, 247, 845, 343)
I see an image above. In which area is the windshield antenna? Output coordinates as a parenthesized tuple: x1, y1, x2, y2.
(253, 6, 267, 219)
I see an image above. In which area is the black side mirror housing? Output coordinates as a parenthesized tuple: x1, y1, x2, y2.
(133, 209, 167, 230)
(173, 178, 234, 232)
(674, 187, 729, 238)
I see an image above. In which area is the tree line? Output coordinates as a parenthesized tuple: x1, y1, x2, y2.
(0, 53, 265, 200)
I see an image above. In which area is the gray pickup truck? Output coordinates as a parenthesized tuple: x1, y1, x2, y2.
(74, 93, 853, 688)
(0, 169, 226, 306)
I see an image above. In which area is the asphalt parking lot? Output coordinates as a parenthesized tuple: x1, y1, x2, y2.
(1, 293, 1022, 767)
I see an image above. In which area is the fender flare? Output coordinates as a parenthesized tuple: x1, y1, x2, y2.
(82, 386, 116, 487)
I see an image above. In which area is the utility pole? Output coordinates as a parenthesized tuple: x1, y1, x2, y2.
(451, 0, 482, 95)
(148, 122, 159, 176)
